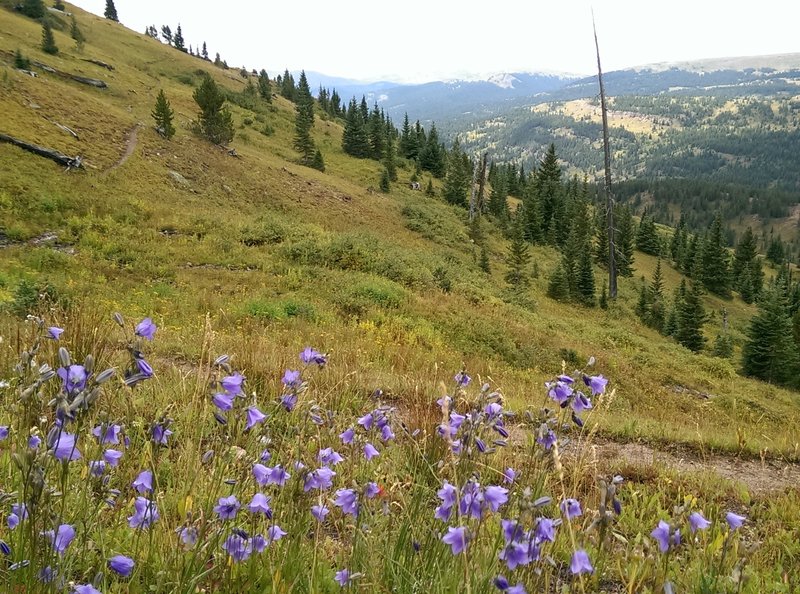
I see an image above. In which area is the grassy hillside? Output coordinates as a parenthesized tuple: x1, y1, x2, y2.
(1, 4, 799, 458)
(1, 5, 800, 593)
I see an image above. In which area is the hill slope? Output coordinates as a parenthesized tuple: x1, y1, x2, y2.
(0, 3, 799, 459)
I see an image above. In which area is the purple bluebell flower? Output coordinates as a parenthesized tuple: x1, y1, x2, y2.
(536, 428, 557, 450)
(27, 435, 41, 449)
(449, 412, 466, 431)
(304, 467, 336, 492)
(280, 393, 298, 411)
(300, 347, 327, 366)
(108, 554, 135, 577)
(311, 504, 330, 521)
(503, 468, 517, 484)
(459, 481, 484, 519)
(560, 498, 582, 520)
(251, 534, 267, 553)
(221, 373, 245, 396)
(135, 317, 157, 341)
(572, 392, 592, 413)
(535, 517, 556, 542)
(260, 449, 271, 461)
(178, 526, 197, 548)
(508, 585, 527, 594)
(484, 486, 509, 513)
(7, 513, 19, 530)
(363, 443, 379, 460)
(128, 497, 159, 528)
(245, 406, 267, 430)
(93, 424, 122, 445)
(340, 427, 355, 444)
(37, 566, 55, 584)
(132, 470, 153, 493)
(499, 542, 531, 570)
(494, 575, 510, 590)
(726, 512, 746, 530)
(254, 464, 291, 487)
(318, 447, 344, 466)
(57, 364, 88, 393)
(380, 424, 395, 441)
(222, 533, 252, 562)
(441, 526, 469, 555)
(46, 326, 64, 340)
(52, 431, 81, 461)
(44, 524, 75, 555)
(247, 493, 271, 516)
(501, 519, 525, 543)
(282, 369, 301, 389)
(434, 505, 451, 522)
(10, 504, 27, 528)
(364, 482, 380, 499)
(89, 460, 107, 477)
(334, 569, 351, 587)
(0, 426, 8, 440)
(689, 511, 711, 533)
(214, 495, 241, 520)
(151, 424, 172, 445)
(547, 380, 573, 404)
(334, 488, 359, 516)
(212, 393, 233, 411)
(651, 520, 673, 553)
(74, 585, 102, 594)
(475, 437, 487, 453)
(104, 449, 123, 467)
(454, 371, 471, 387)
(267, 525, 286, 542)
(437, 481, 458, 510)
(357, 412, 374, 430)
(584, 374, 608, 396)
(137, 359, 154, 377)
(570, 549, 594, 575)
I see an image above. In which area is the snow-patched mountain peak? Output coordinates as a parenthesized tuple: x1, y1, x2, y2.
(486, 73, 521, 89)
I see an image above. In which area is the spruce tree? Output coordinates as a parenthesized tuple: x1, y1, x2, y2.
(741, 289, 799, 385)
(280, 69, 296, 101)
(257, 70, 272, 101)
(383, 130, 397, 182)
(479, 245, 491, 274)
(505, 218, 530, 291)
(41, 22, 58, 55)
(202, 42, 209, 60)
(173, 25, 186, 52)
(547, 265, 570, 302)
(161, 26, 172, 45)
(442, 139, 470, 208)
(732, 226, 762, 302)
(419, 123, 445, 178)
(670, 213, 687, 265)
(293, 71, 316, 166)
(635, 214, 661, 255)
(104, 0, 118, 21)
(14, 49, 30, 70)
(379, 168, 391, 193)
(193, 74, 234, 145)
(152, 90, 175, 139)
(676, 282, 706, 352)
(700, 213, 731, 297)
(311, 149, 325, 173)
(575, 248, 596, 306)
(367, 104, 385, 160)
(425, 178, 435, 197)
(70, 15, 85, 48)
(766, 235, 785, 265)
(648, 258, 666, 330)
(342, 98, 370, 158)
(488, 173, 509, 219)
(711, 332, 733, 358)
(21, 0, 45, 19)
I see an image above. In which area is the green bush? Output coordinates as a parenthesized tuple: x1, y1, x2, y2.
(334, 278, 406, 317)
(9, 278, 67, 316)
(246, 298, 317, 321)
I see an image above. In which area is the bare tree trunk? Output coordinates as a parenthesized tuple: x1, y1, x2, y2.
(468, 157, 480, 222)
(476, 152, 488, 214)
(594, 14, 617, 299)
(0, 133, 82, 170)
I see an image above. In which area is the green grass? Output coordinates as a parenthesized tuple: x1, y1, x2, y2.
(0, 4, 799, 591)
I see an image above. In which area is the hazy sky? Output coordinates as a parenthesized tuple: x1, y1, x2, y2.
(73, 1, 799, 82)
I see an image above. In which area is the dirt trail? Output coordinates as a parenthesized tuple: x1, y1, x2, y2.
(107, 123, 140, 172)
(573, 439, 800, 495)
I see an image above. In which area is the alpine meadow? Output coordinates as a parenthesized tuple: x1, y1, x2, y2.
(2, 2, 800, 593)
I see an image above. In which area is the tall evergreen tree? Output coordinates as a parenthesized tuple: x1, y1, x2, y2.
(635, 214, 660, 255)
(700, 213, 731, 297)
(488, 173, 509, 219)
(742, 289, 799, 385)
(173, 25, 186, 51)
(419, 123, 445, 178)
(547, 264, 571, 302)
(71, 16, 86, 48)
(442, 139, 470, 207)
(193, 74, 234, 145)
(104, 0, 118, 21)
(732, 226, 762, 303)
(41, 21, 58, 55)
(575, 247, 596, 306)
(670, 213, 687, 265)
(201, 42, 209, 60)
(20, 0, 45, 19)
(342, 98, 370, 158)
(383, 129, 397, 182)
(280, 69, 296, 101)
(766, 235, 785, 265)
(151, 89, 175, 139)
(399, 113, 418, 160)
(257, 70, 272, 101)
(161, 25, 172, 44)
(676, 281, 706, 352)
(505, 217, 531, 291)
(293, 71, 316, 166)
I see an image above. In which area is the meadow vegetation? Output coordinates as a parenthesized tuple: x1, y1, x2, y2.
(0, 4, 799, 592)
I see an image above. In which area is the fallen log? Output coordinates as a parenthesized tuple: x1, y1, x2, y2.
(30, 60, 108, 89)
(83, 58, 114, 71)
(0, 133, 83, 170)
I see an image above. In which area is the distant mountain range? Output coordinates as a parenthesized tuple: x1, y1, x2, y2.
(300, 53, 800, 126)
